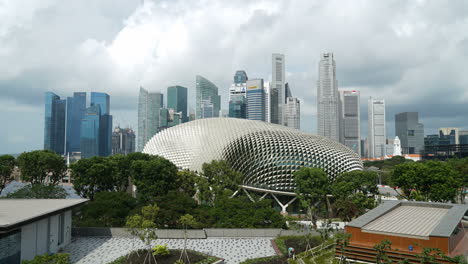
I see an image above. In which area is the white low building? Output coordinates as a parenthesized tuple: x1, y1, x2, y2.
(0, 199, 87, 263)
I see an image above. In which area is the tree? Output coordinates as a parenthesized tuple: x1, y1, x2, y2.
(447, 158, 468, 204)
(176, 170, 198, 196)
(392, 161, 462, 202)
(74, 191, 138, 227)
(154, 191, 198, 228)
(294, 167, 330, 229)
(17, 150, 66, 185)
(197, 160, 243, 205)
(108, 152, 156, 193)
(373, 239, 392, 264)
(331, 171, 379, 221)
(6, 184, 67, 199)
(179, 214, 198, 263)
(71, 156, 115, 200)
(126, 204, 160, 264)
(0, 154, 15, 194)
(131, 156, 178, 202)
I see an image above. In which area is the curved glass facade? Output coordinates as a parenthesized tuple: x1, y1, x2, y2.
(196, 75, 220, 119)
(143, 118, 363, 191)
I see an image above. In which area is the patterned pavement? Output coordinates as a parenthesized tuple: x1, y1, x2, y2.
(63, 237, 277, 264)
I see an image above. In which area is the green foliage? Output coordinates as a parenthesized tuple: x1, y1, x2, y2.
(363, 156, 413, 170)
(294, 167, 330, 228)
(71, 156, 116, 200)
(205, 196, 285, 228)
(155, 191, 198, 228)
(131, 156, 178, 202)
(22, 253, 70, 264)
(392, 161, 462, 202)
(74, 191, 138, 227)
(152, 244, 170, 256)
(174, 260, 185, 264)
(0, 154, 15, 194)
(179, 214, 198, 229)
(447, 158, 468, 203)
(126, 203, 159, 247)
(239, 255, 285, 264)
(373, 239, 392, 264)
(274, 235, 322, 255)
(197, 160, 243, 205)
(176, 170, 198, 197)
(6, 184, 67, 198)
(17, 150, 66, 185)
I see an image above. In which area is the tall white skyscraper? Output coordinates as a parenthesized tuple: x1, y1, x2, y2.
(368, 97, 386, 158)
(271, 53, 285, 125)
(317, 53, 339, 141)
(339, 90, 360, 155)
(286, 97, 300, 130)
(263, 82, 271, 123)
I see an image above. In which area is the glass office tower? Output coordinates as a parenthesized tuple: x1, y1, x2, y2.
(196, 75, 220, 119)
(65, 92, 86, 154)
(246, 79, 266, 121)
(167, 86, 188, 122)
(44, 92, 66, 155)
(80, 105, 101, 158)
(137, 87, 164, 151)
(395, 112, 424, 154)
(90, 92, 112, 157)
(228, 95, 247, 118)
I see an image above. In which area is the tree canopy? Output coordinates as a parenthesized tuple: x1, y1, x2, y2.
(71, 156, 116, 200)
(17, 150, 66, 185)
(0, 154, 15, 194)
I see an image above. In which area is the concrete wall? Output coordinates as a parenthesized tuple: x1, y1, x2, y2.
(20, 210, 73, 262)
(72, 227, 325, 238)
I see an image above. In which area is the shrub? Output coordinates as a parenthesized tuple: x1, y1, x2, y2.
(152, 244, 170, 256)
(22, 253, 70, 264)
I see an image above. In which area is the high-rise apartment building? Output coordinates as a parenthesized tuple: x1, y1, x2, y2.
(65, 92, 86, 154)
(271, 53, 285, 125)
(339, 90, 360, 154)
(112, 127, 136, 155)
(368, 97, 386, 158)
(44, 92, 66, 155)
(196, 75, 220, 119)
(137, 87, 164, 151)
(80, 105, 101, 158)
(395, 112, 424, 154)
(317, 53, 339, 141)
(167, 86, 188, 122)
(285, 97, 300, 130)
(90, 92, 112, 157)
(246, 79, 266, 121)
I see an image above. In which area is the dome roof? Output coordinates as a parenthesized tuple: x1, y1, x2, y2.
(143, 118, 363, 191)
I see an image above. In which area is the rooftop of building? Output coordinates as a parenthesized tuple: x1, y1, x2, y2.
(0, 199, 88, 231)
(347, 200, 468, 239)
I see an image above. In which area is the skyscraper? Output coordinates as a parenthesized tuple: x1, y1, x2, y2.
(91, 92, 112, 157)
(159, 108, 183, 130)
(167, 86, 188, 122)
(228, 71, 248, 119)
(285, 82, 292, 103)
(112, 127, 136, 155)
(395, 112, 424, 154)
(339, 90, 360, 154)
(44, 92, 66, 155)
(65, 92, 86, 154)
(80, 105, 100, 158)
(263, 82, 271, 123)
(286, 97, 300, 130)
(196, 75, 220, 119)
(368, 97, 386, 158)
(439, 127, 459, 144)
(246, 79, 265, 121)
(137, 87, 164, 151)
(271, 53, 285, 125)
(201, 100, 214, 118)
(228, 95, 247, 119)
(317, 53, 339, 141)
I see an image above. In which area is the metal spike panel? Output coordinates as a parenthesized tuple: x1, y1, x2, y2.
(143, 118, 363, 191)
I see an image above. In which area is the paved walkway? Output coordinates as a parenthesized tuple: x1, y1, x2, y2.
(63, 237, 277, 264)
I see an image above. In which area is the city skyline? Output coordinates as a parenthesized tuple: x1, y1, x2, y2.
(2, 1, 468, 154)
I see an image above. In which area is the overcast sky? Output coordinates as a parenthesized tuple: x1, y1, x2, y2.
(1, 0, 468, 154)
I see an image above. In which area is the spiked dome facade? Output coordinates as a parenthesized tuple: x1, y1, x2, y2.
(142, 118, 363, 191)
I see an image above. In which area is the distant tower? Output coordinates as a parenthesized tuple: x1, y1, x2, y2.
(167, 86, 188, 122)
(229, 71, 248, 119)
(285, 97, 300, 130)
(368, 97, 386, 158)
(271, 53, 285, 125)
(393, 136, 402, 156)
(196, 75, 220, 119)
(44, 92, 66, 155)
(317, 53, 339, 141)
(339, 90, 360, 154)
(246, 79, 265, 121)
(137, 87, 163, 151)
